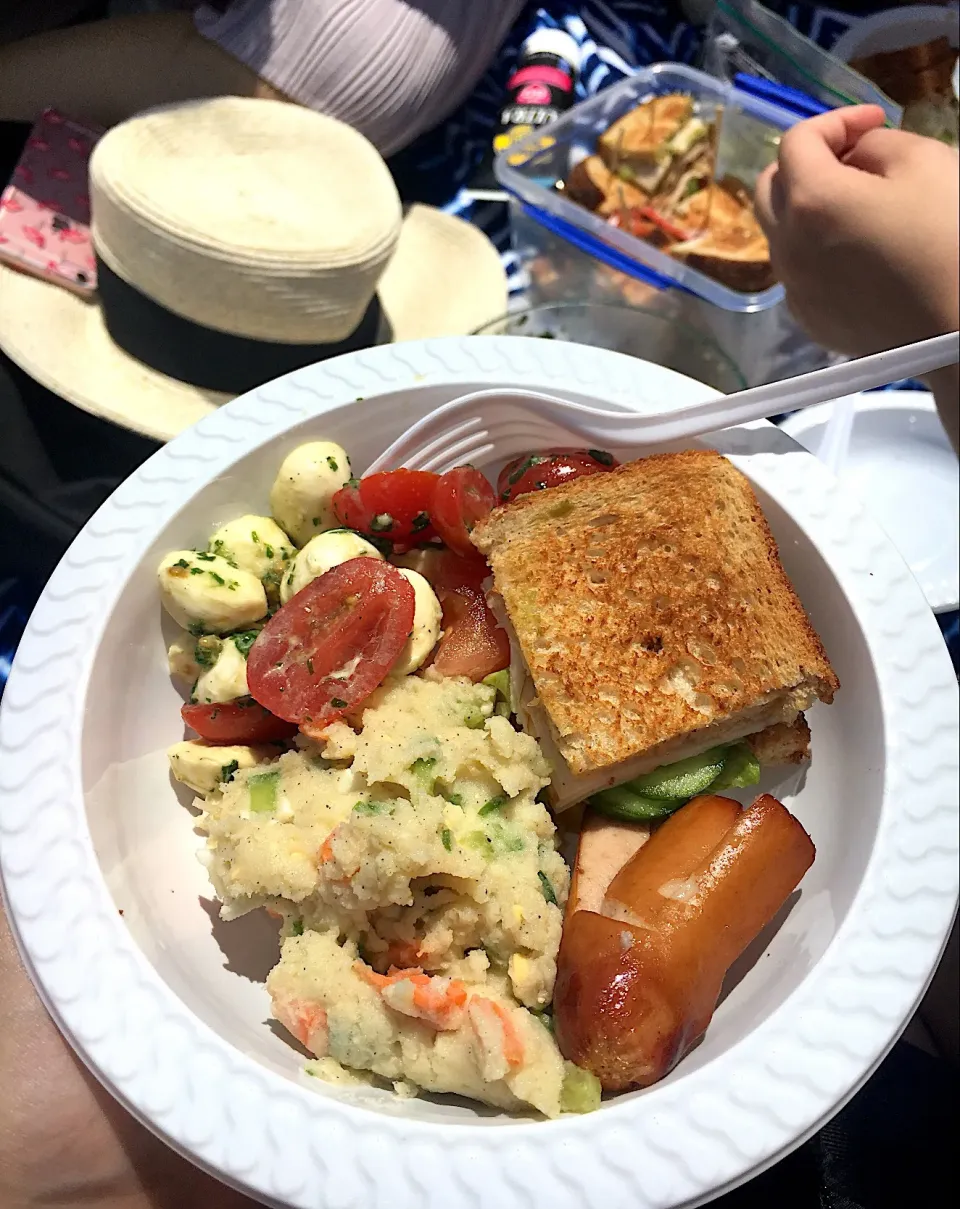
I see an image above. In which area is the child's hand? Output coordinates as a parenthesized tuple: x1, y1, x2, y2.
(755, 106, 959, 357)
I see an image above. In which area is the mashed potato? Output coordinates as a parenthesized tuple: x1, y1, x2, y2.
(189, 674, 577, 1116)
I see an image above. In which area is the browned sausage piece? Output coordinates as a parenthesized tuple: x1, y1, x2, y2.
(553, 793, 814, 1091)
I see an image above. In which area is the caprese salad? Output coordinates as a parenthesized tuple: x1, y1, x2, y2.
(158, 440, 620, 749)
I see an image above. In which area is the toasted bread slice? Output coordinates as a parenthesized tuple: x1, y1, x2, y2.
(746, 716, 810, 765)
(564, 154, 649, 215)
(673, 179, 752, 230)
(598, 94, 694, 192)
(668, 228, 775, 293)
(472, 451, 838, 796)
(668, 180, 774, 292)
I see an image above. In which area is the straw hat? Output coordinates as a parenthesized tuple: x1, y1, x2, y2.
(0, 97, 507, 442)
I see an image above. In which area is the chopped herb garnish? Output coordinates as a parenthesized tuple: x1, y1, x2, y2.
(264, 544, 274, 559)
(312, 517, 321, 527)
(326, 456, 339, 472)
(195, 551, 216, 562)
(538, 871, 558, 905)
(479, 796, 507, 817)
(508, 455, 547, 486)
(411, 511, 430, 533)
(370, 513, 394, 534)
(292, 919, 304, 936)
(232, 631, 258, 657)
(189, 566, 204, 575)
(331, 697, 348, 709)
(347, 477, 360, 488)
(173, 558, 190, 569)
(209, 571, 226, 586)
(443, 791, 464, 806)
(251, 531, 260, 543)
(220, 759, 240, 783)
(588, 449, 615, 466)
(441, 828, 453, 851)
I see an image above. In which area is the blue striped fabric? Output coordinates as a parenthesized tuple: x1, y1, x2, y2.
(0, 577, 31, 697)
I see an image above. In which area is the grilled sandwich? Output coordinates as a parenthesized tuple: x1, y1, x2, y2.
(668, 179, 774, 293)
(597, 94, 708, 194)
(564, 154, 650, 216)
(471, 451, 838, 810)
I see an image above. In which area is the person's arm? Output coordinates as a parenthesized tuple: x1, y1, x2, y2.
(0, 903, 260, 1209)
(0, 10, 286, 130)
(754, 107, 959, 451)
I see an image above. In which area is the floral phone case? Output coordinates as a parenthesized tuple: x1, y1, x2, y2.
(0, 109, 104, 297)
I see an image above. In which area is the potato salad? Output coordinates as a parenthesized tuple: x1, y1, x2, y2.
(159, 440, 598, 1118)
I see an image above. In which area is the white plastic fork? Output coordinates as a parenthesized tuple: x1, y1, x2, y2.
(366, 331, 959, 474)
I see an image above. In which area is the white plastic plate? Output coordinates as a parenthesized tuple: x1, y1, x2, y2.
(781, 391, 959, 614)
(1, 338, 957, 1209)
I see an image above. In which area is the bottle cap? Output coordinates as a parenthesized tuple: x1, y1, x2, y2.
(521, 28, 581, 72)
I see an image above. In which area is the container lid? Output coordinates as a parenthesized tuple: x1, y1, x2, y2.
(520, 27, 582, 71)
(732, 74, 829, 119)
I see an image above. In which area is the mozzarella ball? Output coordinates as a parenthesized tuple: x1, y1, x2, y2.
(280, 529, 382, 604)
(192, 636, 250, 704)
(391, 569, 443, 677)
(208, 515, 295, 587)
(158, 551, 267, 634)
(269, 441, 351, 546)
(167, 632, 201, 682)
(167, 741, 275, 796)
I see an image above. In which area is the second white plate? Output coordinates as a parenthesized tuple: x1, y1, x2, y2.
(781, 391, 959, 613)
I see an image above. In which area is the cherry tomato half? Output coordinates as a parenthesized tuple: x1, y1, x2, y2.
(246, 558, 415, 731)
(496, 448, 620, 503)
(431, 467, 496, 558)
(181, 699, 298, 744)
(431, 585, 510, 682)
(332, 469, 439, 549)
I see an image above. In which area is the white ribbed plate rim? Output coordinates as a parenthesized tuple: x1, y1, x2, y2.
(1, 337, 958, 1209)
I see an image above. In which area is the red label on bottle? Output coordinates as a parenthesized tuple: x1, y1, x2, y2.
(515, 81, 553, 106)
(507, 64, 574, 93)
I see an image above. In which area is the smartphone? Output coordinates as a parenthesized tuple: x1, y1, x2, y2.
(0, 109, 104, 297)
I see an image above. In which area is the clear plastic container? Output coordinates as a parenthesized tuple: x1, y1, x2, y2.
(494, 63, 838, 384)
(495, 62, 801, 313)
